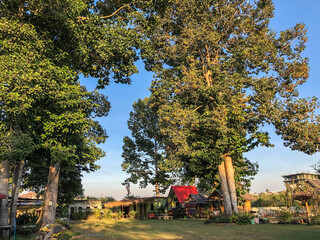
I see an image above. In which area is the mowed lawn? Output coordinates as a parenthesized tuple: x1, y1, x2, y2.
(66, 219, 320, 240)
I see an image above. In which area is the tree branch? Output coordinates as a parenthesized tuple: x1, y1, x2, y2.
(77, 3, 131, 21)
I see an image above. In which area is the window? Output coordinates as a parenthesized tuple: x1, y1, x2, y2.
(150, 204, 154, 211)
(174, 197, 178, 202)
(133, 204, 137, 211)
(70, 207, 74, 213)
(78, 207, 83, 213)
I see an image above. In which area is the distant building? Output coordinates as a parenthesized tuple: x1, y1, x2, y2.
(104, 196, 167, 219)
(282, 172, 320, 186)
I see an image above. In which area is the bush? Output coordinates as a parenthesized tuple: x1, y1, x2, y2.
(128, 210, 137, 220)
(173, 206, 185, 219)
(16, 210, 39, 225)
(70, 212, 87, 220)
(55, 217, 70, 229)
(206, 213, 253, 225)
(89, 209, 102, 219)
(278, 210, 293, 224)
(231, 213, 253, 225)
(16, 225, 39, 235)
(112, 211, 124, 220)
(101, 209, 113, 219)
(311, 214, 320, 225)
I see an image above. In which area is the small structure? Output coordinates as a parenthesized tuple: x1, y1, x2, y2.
(282, 172, 320, 186)
(241, 193, 257, 213)
(166, 186, 198, 210)
(68, 199, 103, 217)
(104, 196, 167, 219)
(184, 194, 208, 217)
(17, 192, 42, 213)
(283, 172, 320, 222)
(206, 190, 224, 213)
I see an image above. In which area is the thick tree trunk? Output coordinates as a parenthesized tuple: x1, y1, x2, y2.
(0, 161, 10, 226)
(41, 162, 60, 226)
(218, 161, 232, 216)
(10, 160, 25, 229)
(224, 155, 238, 213)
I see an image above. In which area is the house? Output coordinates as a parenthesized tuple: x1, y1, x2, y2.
(17, 192, 42, 212)
(206, 190, 224, 213)
(104, 196, 167, 219)
(184, 194, 208, 217)
(68, 199, 103, 217)
(166, 186, 198, 210)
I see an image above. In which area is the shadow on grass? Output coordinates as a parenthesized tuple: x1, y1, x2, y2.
(69, 219, 320, 240)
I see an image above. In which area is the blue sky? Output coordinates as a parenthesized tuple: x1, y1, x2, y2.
(80, 0, 320, 199)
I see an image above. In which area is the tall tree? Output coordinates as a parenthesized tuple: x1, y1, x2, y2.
(122, 97, 172, 196)
(139, 0, 319, 215)
(0, 0, 143, 225)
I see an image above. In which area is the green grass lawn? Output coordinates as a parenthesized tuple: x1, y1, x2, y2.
(66, 219, 320, 240)
(15, 219, 320, 240)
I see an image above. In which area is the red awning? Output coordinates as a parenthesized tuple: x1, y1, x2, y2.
(0, 193, 7, 199)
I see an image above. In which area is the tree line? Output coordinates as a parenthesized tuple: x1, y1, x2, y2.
(1, 0, 319, 229)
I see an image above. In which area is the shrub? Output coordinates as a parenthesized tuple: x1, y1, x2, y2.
(16, 210, 39, 225)
(55, 218, 70, 229)
(89, 209, 102, 219)
(278, 210, 293, 224)
(70, 212, 87, 220)
(112, 211, 124, 220)
(16, 225, 39, 235)
(128, 210, 137, 220)
(173, 206, 185, 219)
(206, 213, 253, 225)
(311, 214, 320, 225)
(101, 209, 113, 219)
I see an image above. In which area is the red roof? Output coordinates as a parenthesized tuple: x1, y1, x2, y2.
(19, 192, 39, 199)
(0, 193, 7, 199)
(171, 186, 198, 203)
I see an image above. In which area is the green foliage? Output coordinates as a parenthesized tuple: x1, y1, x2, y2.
(114, 211, 125, 220)
(122, 97, 173, 195)
(311, 212, 320, 225)
(278, 209, 294, 224)
(16, 211, 39, 225)
(138, 0, 319, 199)
(230, 213, 253, 225)
(173, 206, 185, 219)
(70, 212, 87, 220)
(252, 191, 288, 207)
(206, 212, 252, 225)
(16, 225, 39, 235)
(55, 218, 70, 229)
(128, 210, 137, 220)
(101, 209, 113, 219)
(91, 209, 102, 219)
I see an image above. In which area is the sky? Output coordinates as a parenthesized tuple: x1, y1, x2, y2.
(80, 0, 320, 200)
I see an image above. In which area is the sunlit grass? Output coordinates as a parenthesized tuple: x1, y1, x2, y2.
(68, 219, 320, 240)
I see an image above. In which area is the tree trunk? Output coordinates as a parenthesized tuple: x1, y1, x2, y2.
(218, 161, 232, 216)
(41, 162, 60, 226)
(10, 160, 25, 229)
(224, 155, 238, 213)
(0, 161, 10, 226)
(154, 139, 160, 197)
(155, 182, 160, 197)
